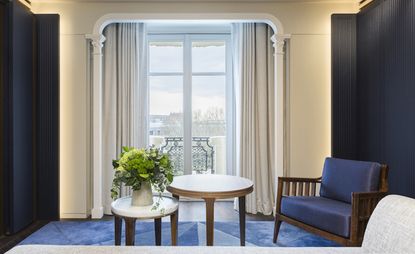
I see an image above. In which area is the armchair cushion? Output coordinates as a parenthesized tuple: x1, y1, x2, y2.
(281, 196, 351, 238)
(319, 158, 381, 203)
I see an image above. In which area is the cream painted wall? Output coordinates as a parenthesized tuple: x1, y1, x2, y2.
(30, 1, 357, 218)
(289, 34, 332, 177)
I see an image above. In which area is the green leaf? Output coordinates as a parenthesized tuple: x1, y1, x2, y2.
(112, 159, 119, 168)
(166, 173, 173, 182)
(139, 173, 150, 179)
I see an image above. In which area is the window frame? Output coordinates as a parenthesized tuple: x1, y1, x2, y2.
(147, 33, 234, 176)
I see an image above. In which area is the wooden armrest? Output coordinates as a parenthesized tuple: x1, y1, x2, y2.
(275, 176, 322, 213)
(352, 191, 387, 200)
(278, 176, 322, 183)
(350, 191, 387, 245)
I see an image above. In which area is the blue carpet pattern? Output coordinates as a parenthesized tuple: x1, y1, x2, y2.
(19, 221, 339, 247)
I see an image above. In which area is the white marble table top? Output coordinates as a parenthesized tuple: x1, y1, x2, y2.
(167, 174, 254, 199)
(111, 196, 178, 219)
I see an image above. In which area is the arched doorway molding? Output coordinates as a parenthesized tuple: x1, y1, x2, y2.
(86, 12, 290, 218)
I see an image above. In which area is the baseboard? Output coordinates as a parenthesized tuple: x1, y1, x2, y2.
(60, 213, 89, 219)
(91, 207, 104, 219)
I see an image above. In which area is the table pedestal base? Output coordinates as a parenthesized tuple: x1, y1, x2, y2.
(114, 214, 178, 246)
(174, 195, 247, 246)
(238, 196, 246, 246)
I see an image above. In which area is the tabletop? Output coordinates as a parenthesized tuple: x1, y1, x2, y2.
(111, 196, 178, 219)
(167, 174, 254, 199)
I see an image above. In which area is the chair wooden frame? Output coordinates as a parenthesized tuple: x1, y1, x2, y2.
(273, 164, 389, 247)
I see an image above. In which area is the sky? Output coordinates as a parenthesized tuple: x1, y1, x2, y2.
(149, 42, 227, 116)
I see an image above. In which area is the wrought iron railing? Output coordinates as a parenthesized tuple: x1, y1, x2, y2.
(160, 137, 214, 175)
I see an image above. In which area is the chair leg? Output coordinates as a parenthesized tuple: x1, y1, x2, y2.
(273, 215, 282, 244)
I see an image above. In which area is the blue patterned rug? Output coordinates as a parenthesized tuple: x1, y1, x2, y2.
(19, 221, 339, 247)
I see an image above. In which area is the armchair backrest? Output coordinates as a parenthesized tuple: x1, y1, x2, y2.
(362, 195, 415, 253)
(320, 157, 382, 203)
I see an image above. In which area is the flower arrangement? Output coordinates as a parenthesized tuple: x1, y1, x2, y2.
(111, 146, 174, 201)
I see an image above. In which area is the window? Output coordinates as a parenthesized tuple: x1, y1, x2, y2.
(148, 33, 233, 176)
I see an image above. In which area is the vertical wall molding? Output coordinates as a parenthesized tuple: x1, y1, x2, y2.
(331, 14, 357, 160)
(34, 14, 60, 220)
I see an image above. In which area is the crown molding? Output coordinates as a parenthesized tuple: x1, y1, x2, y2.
(359, 0, 374, 9)
(18, 0, 31, 8)
(31, 0, 359, 4)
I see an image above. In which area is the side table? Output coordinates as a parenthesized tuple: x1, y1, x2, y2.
(167, 174, 253, 246)
(111, 196, 179, 246)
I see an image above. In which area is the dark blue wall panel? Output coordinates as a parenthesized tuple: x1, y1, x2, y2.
(35, 14, 60, 220)
(333, 0, 415, 198)
(331, 14, 357, 160)
(357, 0, 383, 162)
(357, 0, 415, 197)
(0, 0, 9, 236)
(10, 0, 34, 233)
(1, 2, 60, 235)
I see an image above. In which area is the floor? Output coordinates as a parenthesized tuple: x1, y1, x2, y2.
(0, 201, 272, 253)
(20, 220, 339, 247)
(0, 221, 48, 254)
(178, 201, 274, 221)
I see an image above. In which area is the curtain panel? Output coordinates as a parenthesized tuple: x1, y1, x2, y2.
(233, 23, 276, 215)
(102, 23, 147, 214)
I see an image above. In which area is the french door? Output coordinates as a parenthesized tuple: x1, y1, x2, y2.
(147, 34, 234, 176)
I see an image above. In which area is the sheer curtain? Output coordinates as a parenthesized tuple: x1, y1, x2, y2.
(102, 23, 148, 214)
(233, 23, 276, 215)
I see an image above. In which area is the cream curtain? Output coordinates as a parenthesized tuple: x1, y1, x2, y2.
(102, 23, 148, 214)
(233, 23, 276, 215)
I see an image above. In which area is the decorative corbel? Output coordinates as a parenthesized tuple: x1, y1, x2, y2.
(271, 34, 291, 55)
(85, 34, 106, 55)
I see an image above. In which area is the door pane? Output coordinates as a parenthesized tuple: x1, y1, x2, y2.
(192, 41, 226, 73)
(149, 41, 183, 73)
(148, 76, 184, 175)
(192, 76, 226, 175)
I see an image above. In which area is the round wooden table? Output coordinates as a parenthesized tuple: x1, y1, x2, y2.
(111, 196, 179, 246)
(167, 174, 253, 246)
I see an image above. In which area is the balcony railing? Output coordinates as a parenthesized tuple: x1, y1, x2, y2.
(150, 136, 226, 176)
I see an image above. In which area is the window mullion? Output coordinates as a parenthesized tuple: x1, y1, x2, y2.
(148, 72, 184, 76)
(183, 35, 193, 175)
(192, 72, 226, 76)
(225, 36, 234, 176)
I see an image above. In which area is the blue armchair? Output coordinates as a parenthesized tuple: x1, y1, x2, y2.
(273, 157, 388, 246)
